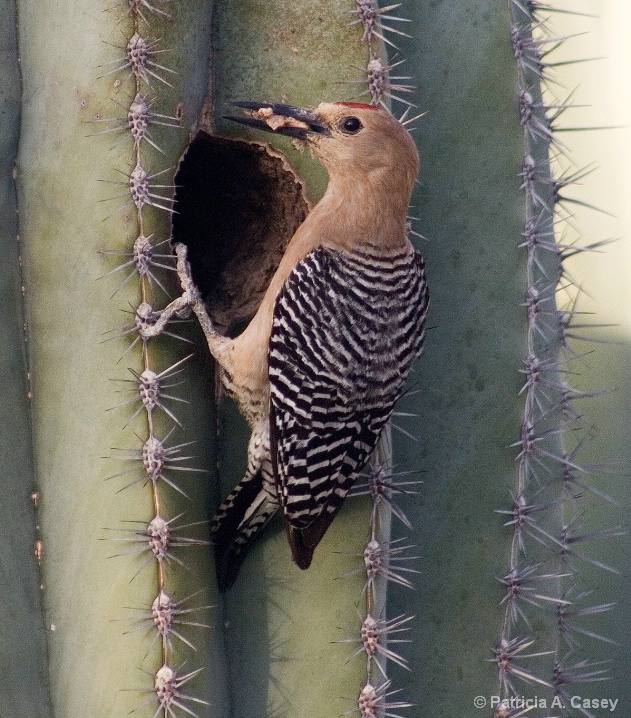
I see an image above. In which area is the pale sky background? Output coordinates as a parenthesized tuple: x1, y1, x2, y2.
(548, 0, 631, 329)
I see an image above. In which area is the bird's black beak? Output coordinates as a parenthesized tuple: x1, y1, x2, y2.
(224, 101, 330, 140)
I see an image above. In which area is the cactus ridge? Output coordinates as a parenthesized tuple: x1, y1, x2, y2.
(98, 1, 212, 715)
(491, 3, 618, 714)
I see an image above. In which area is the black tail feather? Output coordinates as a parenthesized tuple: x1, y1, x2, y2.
(212, 471, 278, 591)
(285, 509, 339, 571)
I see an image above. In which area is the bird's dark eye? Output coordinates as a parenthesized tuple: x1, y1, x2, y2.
(339, 116, 363, 134)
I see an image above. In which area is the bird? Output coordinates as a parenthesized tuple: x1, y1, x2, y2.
(165, 101, 429, 590)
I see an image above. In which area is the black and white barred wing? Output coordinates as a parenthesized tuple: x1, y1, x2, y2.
(269, 245, 428, 569)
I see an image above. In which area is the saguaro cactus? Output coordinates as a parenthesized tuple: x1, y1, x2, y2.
(1, 1, 628, 717)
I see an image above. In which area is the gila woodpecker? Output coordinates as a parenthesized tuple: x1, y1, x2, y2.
(157, 101, 429, 590)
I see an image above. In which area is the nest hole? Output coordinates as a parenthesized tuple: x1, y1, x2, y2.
(172, 132, 310, 331)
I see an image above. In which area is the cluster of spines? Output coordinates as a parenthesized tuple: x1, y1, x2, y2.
(493, 4, 617, 716)
(350, 1, 414, 112)
(343, 459, 420, 718)
(350, 0, 426, 272)
(98, 1, 210, 715)
(344, 4, 420, 716)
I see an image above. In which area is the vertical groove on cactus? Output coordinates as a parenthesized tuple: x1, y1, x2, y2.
(0, 1, 51, 714)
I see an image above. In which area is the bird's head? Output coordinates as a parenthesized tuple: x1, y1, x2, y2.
(227, 101, 419, 195)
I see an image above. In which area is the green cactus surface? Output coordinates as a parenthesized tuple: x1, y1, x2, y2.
(1, 1, 629, 717)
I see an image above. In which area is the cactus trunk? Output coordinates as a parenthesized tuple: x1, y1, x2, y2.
(1, 1, 628, 717)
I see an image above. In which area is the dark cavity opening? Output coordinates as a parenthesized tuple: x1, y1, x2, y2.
(172, 132, 310, 331)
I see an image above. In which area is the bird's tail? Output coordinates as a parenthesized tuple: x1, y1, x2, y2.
(284, 510, 339, 570)
(211, 471, 279, 591)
